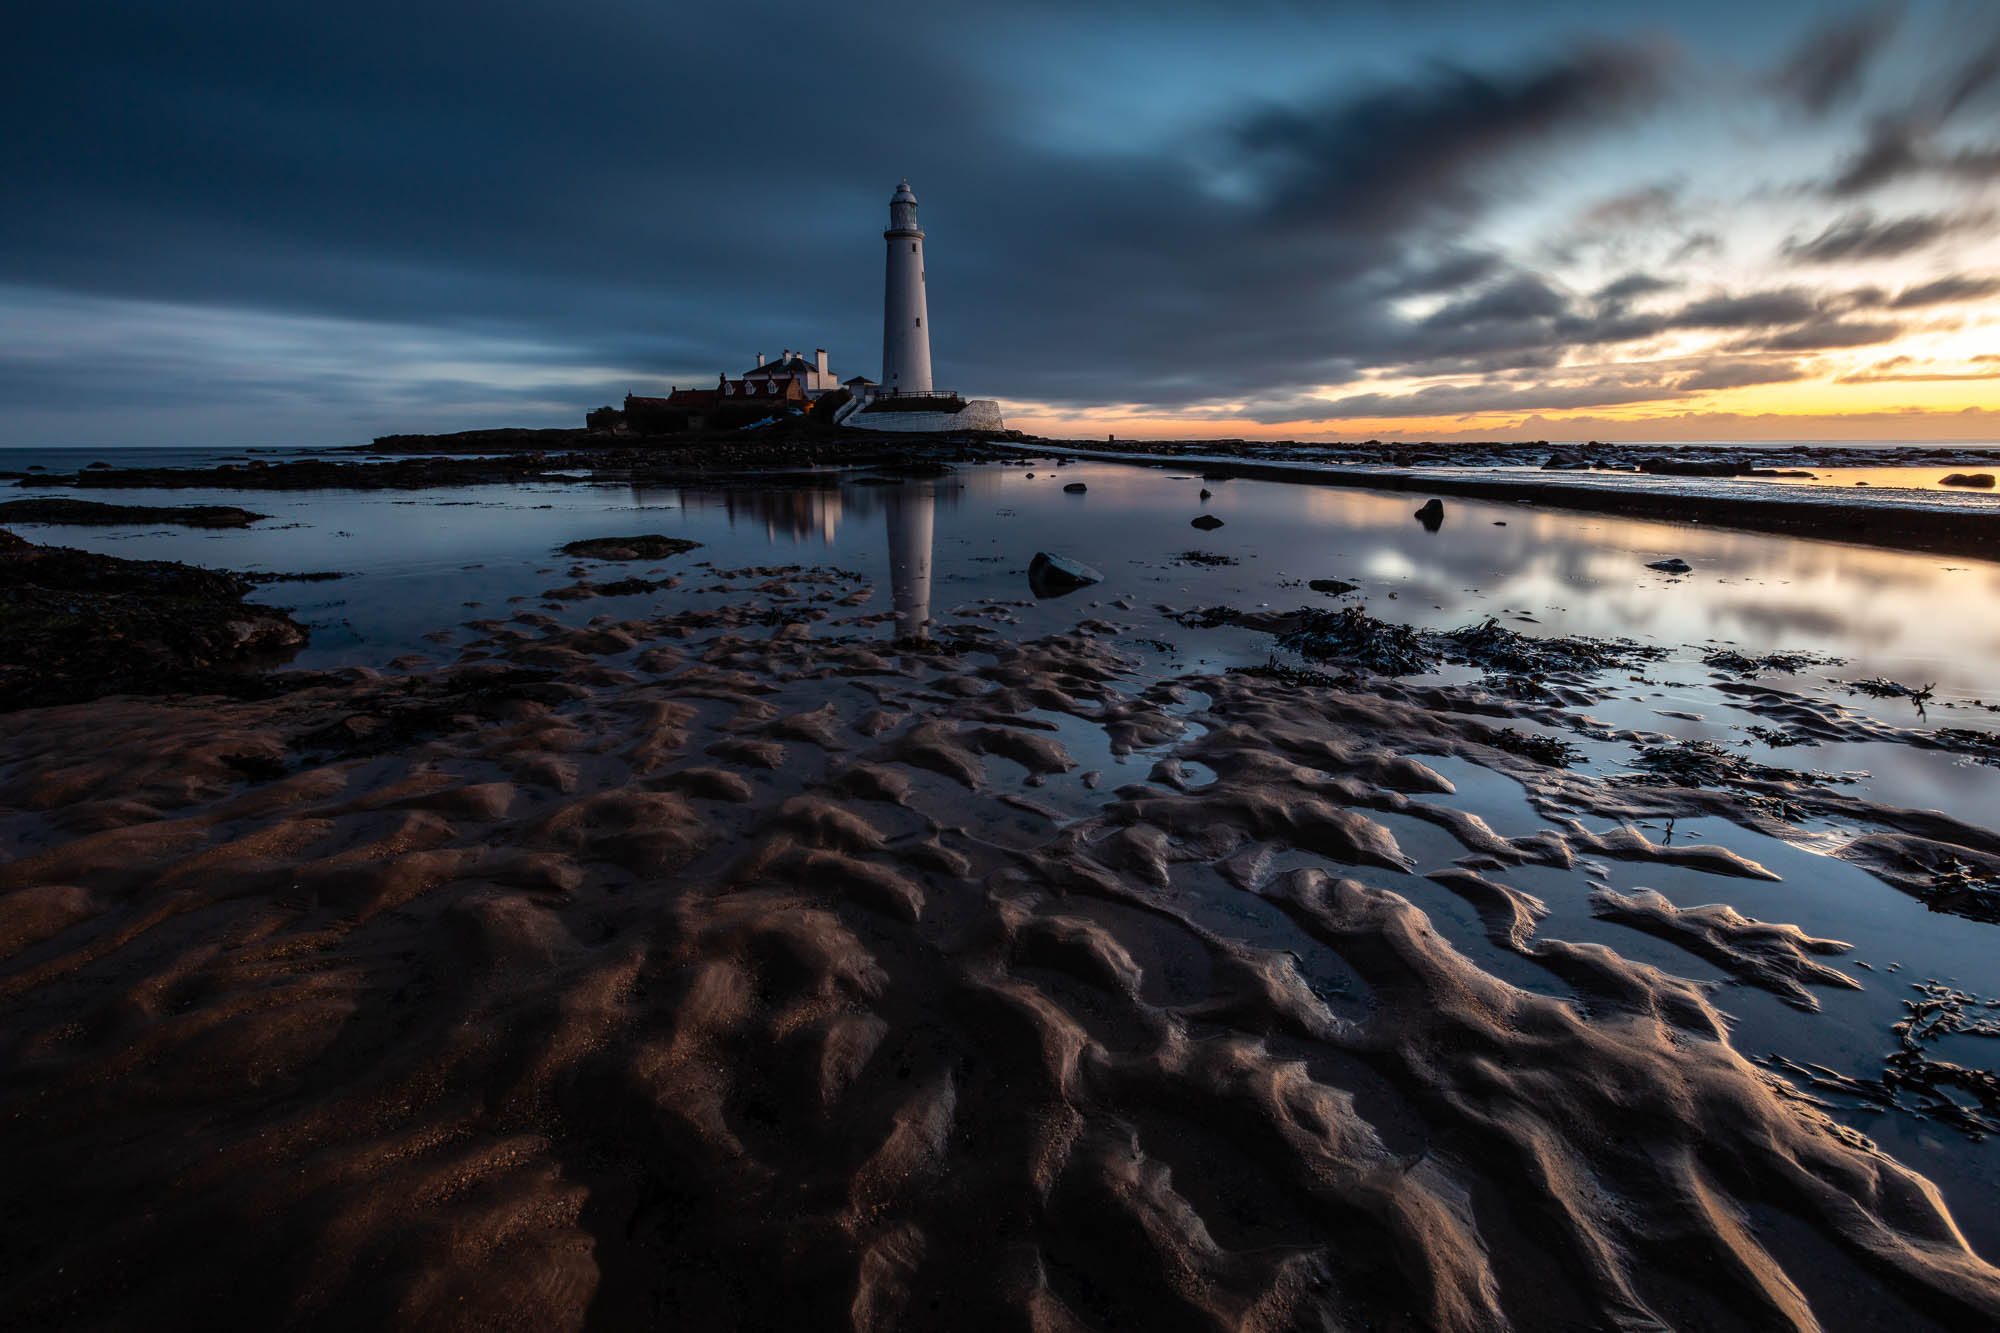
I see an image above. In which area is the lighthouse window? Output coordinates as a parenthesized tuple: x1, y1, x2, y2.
(915, 318, 921, 327)
(911, 243, 917, 252)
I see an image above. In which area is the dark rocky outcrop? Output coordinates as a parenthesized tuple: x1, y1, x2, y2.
(0, 498, 268, 528)
(0, 532, 308, 710)
(558, 535, 703, 561)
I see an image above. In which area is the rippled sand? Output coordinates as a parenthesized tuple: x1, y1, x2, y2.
(2, 566, 1996, 1330)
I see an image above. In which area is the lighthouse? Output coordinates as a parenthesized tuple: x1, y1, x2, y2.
(881, 179, 933, 394)
(841, 180, 1003, 431)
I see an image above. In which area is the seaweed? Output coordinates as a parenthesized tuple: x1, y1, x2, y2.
(1174, 550, 1238, 567)
(1702, 647, 1842, 676)
(1166, 605, 1243, 629)
(1228, 656, 1361, 689)
(1618, 739, 1856, 790)
(1745, 724, 1818, 749)
(1440, 617, 1663, 674)
(1764, 981, 2000, 1139)
(1918, 856, 2000, 923)
(1847, 677, 1936, 704)
(1488, 727, 1583, 768)
(1274, 605, 1434, 675)
(1931, 727, 2000, 767)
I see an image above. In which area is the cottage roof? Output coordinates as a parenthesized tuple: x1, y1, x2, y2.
(743, 355, 813, 377)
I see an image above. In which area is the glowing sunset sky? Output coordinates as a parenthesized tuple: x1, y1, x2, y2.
(4, 1, 1998, 445)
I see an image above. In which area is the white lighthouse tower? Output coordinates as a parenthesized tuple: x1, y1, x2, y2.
(881, 179, 933, 395)
(840, 178, 1003, 432)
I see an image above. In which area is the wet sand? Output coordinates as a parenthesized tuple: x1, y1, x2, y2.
(3, 557, 1998, 1330)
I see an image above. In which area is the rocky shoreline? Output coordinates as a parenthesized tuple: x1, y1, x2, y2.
(0, 529, 311, 709)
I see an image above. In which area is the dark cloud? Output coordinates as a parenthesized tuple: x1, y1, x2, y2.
(1890, 273, 2000, 307)
(1781, 210, 1989, 263)
(1672, 360, 1807, 391)
(1940, 34, 2000, 117)
(1733, 317, 1904, 351)
(1307, 377, 1679, 420)
(1824, 117, 2000, 195)
(1772, 4, 1902, 114)
(1668, 231, 1724, 263)
(1594, 273, 1676, 306)
(1386, 250, 1506, 294)
(1670, 290, 1821, 328)
(1838, 357, 2000, 382)
(1236, 44, 1670, 230)
(1421, 275, 1571, 328)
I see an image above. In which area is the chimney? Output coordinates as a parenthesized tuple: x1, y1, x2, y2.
(782, 348, 792, 362)
(815, 348, 828, 375)
(756, 353, 766, 367)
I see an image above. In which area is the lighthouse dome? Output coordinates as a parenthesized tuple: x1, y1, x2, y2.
(891, 179, 918, 204)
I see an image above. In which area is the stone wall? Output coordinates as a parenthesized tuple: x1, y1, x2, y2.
(847, 399, 1005, 433)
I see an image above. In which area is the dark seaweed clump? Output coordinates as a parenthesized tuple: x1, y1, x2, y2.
(1702, 647, 1841, 676)
(1931, 727, 2000, 767)
(1620, 738, 1852, 787)
(1439, 617, 1664, 674)
(1273, 608, 1661, 680)
(1745, 724, 1818, 749)
(1174, 550, 1237, 567)
(1229, 656, 1361, 689)
(1918, 856, 2000, 923)
(1167, 605, 1243, 629)
(1487, 727, 1583, 768)
(1275, 606, 1432, 675)
(1848, 677, 1935, 704)
(1765, 980, 2000, 1139)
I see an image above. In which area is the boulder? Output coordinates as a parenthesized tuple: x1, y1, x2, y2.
(1190, 514, 1225, 531)
(1414, 499, 1444, 532)
(1646, 557, 1693, 574)
(1941, 472, 1996, 488)
(1028, 551, 1103, 598)
(1063, 482, 1087, 493)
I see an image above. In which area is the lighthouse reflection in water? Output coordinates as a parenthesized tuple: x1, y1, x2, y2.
(661, 476, 942, 640)
(884, 483, 933, 640)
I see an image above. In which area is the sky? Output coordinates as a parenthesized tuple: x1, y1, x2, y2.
(4, 0, 1999, 447)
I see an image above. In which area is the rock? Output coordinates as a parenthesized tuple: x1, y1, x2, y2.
(1414, 499, 1444, 532)
(559, 535, 702, 560)
(1308, 578, 1359, 596)
(1941, 472, 1996, 488)
(1063, 482, 1087, 493)
(0, 498, 269, 528)
(1646, 557, 1693, 573)
(1027, 551, 1103, 598)
(1190, 514, 1225, 531)
(1199, 488, 1213, 500)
